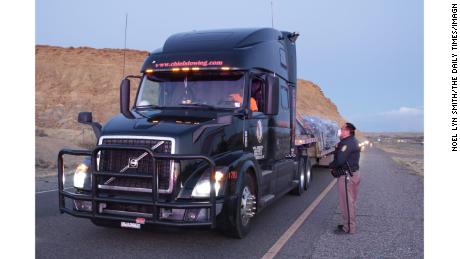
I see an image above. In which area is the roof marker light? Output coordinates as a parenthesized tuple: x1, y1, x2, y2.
(145, 68, 154, 73)
(191, 67, 200, 71)
(221, 67, 230, 71)
(172, 67, 180, 72)
(181, 67, 190, 72)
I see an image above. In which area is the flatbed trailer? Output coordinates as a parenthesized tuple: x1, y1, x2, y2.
(294, 117, 337, 167)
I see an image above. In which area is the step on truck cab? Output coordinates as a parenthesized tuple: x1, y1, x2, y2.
(58, 28, 314, 238)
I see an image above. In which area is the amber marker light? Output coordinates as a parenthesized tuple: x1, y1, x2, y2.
(145, 68, 154, 73)
(221, 67, 230, 71)
(172, 67, 180, 72)
(191, 67, 200, 71)
(214, 170, 224, 181)
(181, 67, 190, 72)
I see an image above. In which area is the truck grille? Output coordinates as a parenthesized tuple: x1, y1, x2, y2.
(98, 137, 174, 193)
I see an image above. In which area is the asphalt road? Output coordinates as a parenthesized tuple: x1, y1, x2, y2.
(36, 162, 336, 259)
(36, 148, 423, 258)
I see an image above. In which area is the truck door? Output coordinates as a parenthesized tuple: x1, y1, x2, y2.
(271, 80, 295, 193)
(245, 76, 273, 195)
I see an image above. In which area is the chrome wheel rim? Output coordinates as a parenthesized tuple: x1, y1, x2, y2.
(240, 186, 255, 226)
(300, 165, 305, 190)
(306, 165, 311, 186)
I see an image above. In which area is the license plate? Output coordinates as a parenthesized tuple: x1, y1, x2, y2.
(120, 222, 141, 229)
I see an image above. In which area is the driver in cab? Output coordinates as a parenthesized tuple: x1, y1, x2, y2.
(229, 80, 261, 112)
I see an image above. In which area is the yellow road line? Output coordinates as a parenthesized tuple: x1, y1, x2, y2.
(261, 179, 337, 259)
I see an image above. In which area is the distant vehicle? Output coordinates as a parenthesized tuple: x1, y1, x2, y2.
(57, 28, 335, 238)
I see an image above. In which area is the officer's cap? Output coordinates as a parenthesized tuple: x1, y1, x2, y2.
(345, 122, 356, 131)
(345, 122, 356, 135)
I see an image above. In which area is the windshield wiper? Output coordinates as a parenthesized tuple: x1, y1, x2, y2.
(178, 103, 217, 110)
(135, 104, 162, 110)
(137, 103, 227, 111)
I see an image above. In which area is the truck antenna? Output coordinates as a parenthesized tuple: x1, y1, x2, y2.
(271, 0, 274, 28)
(122, 13, 128, 78)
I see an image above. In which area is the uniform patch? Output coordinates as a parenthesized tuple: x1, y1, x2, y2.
(341, 145, 348, 152)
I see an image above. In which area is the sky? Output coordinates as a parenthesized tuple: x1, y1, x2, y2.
(36, 0, 423, 132)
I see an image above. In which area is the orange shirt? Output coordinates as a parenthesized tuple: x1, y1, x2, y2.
(249, 98, 258, 112)
(229, 93, 258, 111)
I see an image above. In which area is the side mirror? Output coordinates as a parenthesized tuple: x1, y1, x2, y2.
(120, 78, 135, 119)
(78, 111, 93, 124)
(77, 111, 102, 140)
(264, 75, 279, 115)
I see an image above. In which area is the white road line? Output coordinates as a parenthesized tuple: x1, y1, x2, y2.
(36, 187, 72, 194)
(261, 179, 337, 259)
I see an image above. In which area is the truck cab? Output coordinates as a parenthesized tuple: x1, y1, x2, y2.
(58, 28, 309, 238)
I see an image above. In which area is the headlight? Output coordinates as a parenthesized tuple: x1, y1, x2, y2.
(191, 169, 225, 198)
(73, 163, 88, 188)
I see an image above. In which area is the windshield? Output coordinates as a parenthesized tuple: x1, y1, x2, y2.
(136, 72, 245, 110)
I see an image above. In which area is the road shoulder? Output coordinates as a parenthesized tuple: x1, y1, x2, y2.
(276, 147, 424, 258)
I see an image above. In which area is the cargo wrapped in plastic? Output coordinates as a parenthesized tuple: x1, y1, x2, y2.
(298, 115, 340, 151)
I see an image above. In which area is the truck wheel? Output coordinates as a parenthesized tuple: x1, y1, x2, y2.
(304, 158, 312, 191)
(291, 158, 306, 196)
(223, 172, 256, 239)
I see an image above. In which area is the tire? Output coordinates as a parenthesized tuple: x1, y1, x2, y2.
(291, 158, 306, 196)
(221, 172, 257, 239)
(304, 158, 312, 191)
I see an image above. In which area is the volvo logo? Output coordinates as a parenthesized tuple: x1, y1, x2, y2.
(104, 141, 166, 185)
(119, 140, 165, 173)
(128, 158, 139, 169)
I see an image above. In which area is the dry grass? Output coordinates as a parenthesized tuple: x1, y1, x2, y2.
(35, 127, 94, 177)
(377, 143, 423, 157)
(392, 157, 424, 176)
(375, 142, 424, 176)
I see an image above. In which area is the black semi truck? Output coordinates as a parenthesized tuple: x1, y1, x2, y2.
(58, 28, 332, 238)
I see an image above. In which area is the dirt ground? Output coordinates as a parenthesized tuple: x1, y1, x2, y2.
(35, 127, 95, 177)
(367, 133, 424, 176)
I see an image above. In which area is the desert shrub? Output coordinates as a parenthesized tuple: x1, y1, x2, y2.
(35, 128, 48, 137)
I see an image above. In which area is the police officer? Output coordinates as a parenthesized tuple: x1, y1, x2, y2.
(329, 122, 361, 234)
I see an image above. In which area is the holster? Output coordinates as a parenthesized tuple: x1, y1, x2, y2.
(331, 163, 354, 178)
(346, 162, 354, 177)
(331, 167, 347, 178)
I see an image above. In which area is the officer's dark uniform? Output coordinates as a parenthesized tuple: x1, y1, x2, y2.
(329, 135, 361, 233)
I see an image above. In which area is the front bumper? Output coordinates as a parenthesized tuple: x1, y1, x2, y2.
(58, 145, 218, 228)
